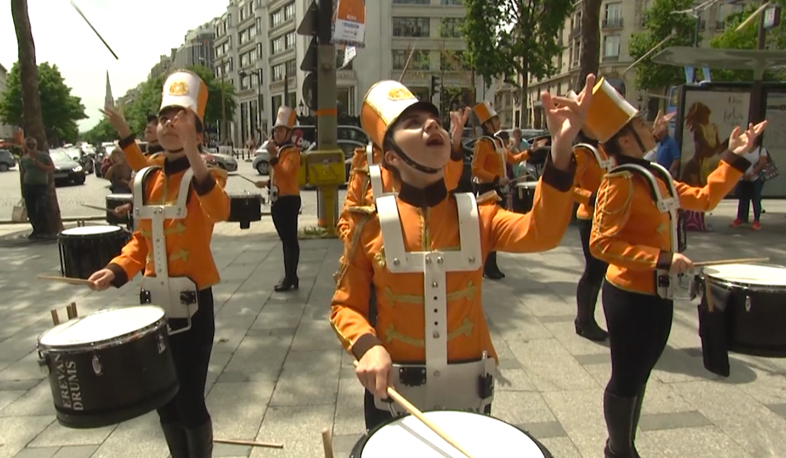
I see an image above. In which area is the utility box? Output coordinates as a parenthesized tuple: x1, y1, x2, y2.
(306, 149, 346, 186)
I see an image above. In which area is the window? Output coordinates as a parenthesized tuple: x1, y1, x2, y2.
(272, 95, 283, 119)
(440, 18, 462, 38)
(272, 63, 285, 81)
(271, 9, 283, 27)
(604, 3, 623, 27)
(570, 39, 581, 67)
(392, 17, 430, 37)
(441, 0, 461, 4)
(256, 17, 261, 33)
(284, 2, 295, 20)
(285, 32, 296, 50)
(271, 36, 285, 55)
(240, 2, 247, 21)
(440, 50, 467, 71)
(392, 49, 430, 70)
(286, 60, 296, 78)
(603, 35, 620, 58)
(393, 0, 429, 3)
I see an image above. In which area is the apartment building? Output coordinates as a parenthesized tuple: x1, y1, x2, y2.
(0, 64, 14, 139)
(172, 24, 216, 70)
(209, 0, 488, 146)
(518, 0, 748, 129)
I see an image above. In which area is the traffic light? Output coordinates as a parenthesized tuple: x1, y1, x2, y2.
(297, 1, 320, 112)
(430, 75, 441, 98)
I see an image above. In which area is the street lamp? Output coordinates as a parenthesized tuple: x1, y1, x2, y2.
(297, 100, 305, 117)
(239, 69, 263, 141)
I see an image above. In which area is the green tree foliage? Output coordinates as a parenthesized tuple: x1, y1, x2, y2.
(0, 62, 87, 145)
(83, 65, 237, 141)
(462, 0, 574, 121)
(629, 0, 698, 92)
(710, 0, 786, 82)
(80, 118, 116, 145)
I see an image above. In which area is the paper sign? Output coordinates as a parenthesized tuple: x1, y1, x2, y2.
(341, 46, 357, 69)
(333, 0, 366, 47)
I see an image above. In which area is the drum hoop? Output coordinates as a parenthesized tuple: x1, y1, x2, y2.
(37, 310, 167, 352)
(355, 410, 542, 455)
(59, 226, 124, 239)
(704, 263, 786, 291)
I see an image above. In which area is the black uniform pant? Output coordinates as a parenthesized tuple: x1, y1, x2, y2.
(602, 282, 673, 397)
(363, 390, 492, 432)
(271, 195, 301, 279)
(156, 288, 215, 427)
(576, 218, 608, 323)
(23, 183, 50, 234)
(476, 183, 505, 275)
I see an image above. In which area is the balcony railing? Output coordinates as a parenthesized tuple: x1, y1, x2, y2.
(602, 17, 623, 29)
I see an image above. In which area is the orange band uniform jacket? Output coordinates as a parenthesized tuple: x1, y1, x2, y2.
(330, 158, 576, 363)
(337, 144, 464, 242)
(106, 156, 231, 289)
(119, 136, 161, 172)
(572, 144, 608, 220)
(590, 151, 750, 295)
(271, 144, 301, 197)
(471, 137, 529, 184)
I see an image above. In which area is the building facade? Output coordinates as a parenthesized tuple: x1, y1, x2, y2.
(519, 0, 747, 129)
(0, 64, 14, 140)
(172, 24, 216, 70)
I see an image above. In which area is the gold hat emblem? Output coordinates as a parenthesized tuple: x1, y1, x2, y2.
(168, 81, 189, 96)
(388, 87, 414, 101)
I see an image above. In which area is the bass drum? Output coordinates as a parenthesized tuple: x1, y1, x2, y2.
(350, 410, 553, 457)
(36, 306, 179, 429)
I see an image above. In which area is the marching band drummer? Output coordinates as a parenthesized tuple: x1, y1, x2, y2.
(254, 106, 302, 292)
(586, 79, 766, 458)
(471, 102, 531, 280)
(87, 70, 230, 458)
(330, 75, 595, 431)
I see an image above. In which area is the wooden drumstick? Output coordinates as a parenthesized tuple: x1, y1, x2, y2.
(38, 275, 93, 286)
(213, 438, 283, 449)
(694, 257, 770, 267)
(238, 175, 260, 185)
(80, 203, 115, 212)
(353, 361, 476, 458)
(50, 309, 60, 326)
(321, 427, 334, 458)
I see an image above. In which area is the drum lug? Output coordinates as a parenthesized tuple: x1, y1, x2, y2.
(37, 351, 50, 375)
(157, 333, 166, 354)
(92, 354, 103, 376)
(745, 295, 752, 312)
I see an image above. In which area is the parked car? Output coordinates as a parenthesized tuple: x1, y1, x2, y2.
(0, 149, 16, 171)
(253, 139, 365, 189)
(202, 151, 238, 172)
(49, 149, 86, 185)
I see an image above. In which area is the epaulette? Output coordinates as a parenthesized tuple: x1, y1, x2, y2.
(353, 166, 369, 174)
(604, 170, 633, 179)
(347, 205, 377, 215)
(477, 190, 502, 205)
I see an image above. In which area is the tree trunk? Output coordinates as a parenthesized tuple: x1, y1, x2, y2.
(519, 59, 529, 128)
(11, 0, 63, 234)
(577, 0, 602, 92)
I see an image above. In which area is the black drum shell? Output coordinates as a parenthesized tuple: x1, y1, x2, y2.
(704, 276, 786, 357)
(38, 319, 179, 429)
(58, 228, 130, 280)
(106, 194, 133, 225)
(228, 194, 263, 229)
(349, 411, 553, 457)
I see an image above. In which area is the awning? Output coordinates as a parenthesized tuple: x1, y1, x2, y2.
(651, 46, 786, 72)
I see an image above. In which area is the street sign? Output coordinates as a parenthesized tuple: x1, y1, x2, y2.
(302, 73, 317, 111)
(296, 1, 319, 36)
(300, 39, 318, 72)
(764, 6, 781, 30)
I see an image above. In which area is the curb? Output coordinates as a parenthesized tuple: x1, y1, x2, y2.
(0, 211, 285, 225)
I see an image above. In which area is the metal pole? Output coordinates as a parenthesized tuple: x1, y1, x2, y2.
(317, 0, 338, 232)
(220, 71, 227, 144)
(748, 0, 768, 124)
(257, 71, 263, 145)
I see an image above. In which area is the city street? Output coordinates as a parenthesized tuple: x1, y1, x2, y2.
(0, 160, 346, 224)
(0, 194, 784, 457)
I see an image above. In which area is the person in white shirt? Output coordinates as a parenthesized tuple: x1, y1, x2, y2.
(730, 136, 768, 231)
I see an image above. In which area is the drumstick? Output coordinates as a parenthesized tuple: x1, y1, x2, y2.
(694, 257, 769, 267)
(38, 275, 93, 286)
(51, 309, 60, 326)
(352, 362, 476, 458)
(238, 175, 261, 185)
(321, 427, 334, 458)
(81, 203, 115, 212)
(70, 1, 119, 60)
(213, 439, 283, 449)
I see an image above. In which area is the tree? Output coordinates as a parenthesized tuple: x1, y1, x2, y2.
(10, 0, 63, 234)
(187, 65, 237, 132)
(0, 62, 87, 145)
(577, 0, 602, 92)
(710, 1, 786, 82)
(462, 0, 574, 127)
(81, 118, 116, 145)
(628, 0, 697, 93)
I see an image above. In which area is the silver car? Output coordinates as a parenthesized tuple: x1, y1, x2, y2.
(204, 151, 238, 172)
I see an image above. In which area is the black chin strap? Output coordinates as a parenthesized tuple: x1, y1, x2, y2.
(388, 138, 441, 175)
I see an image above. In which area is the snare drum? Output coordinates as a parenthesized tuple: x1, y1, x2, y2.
(36, 306, 179, 429)
(106, 193, 133, 226)
(697, 263, 786, 366)
(514, 181, 538, 214)
(350, 411, 552, 457)
(228, 193, 263, 229)
(58, 226, 130, 279)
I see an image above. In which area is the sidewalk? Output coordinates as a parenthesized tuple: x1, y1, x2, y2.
(0, 202, 785, 457)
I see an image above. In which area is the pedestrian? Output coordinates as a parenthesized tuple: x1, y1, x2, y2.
(654, 122, 681, 177)
(254, 106, 302, 292)
(586, 78, 766, 458)
(470, 102, 531, 279)
(731, 136, 769, 231)
(330, 76, 593, 432)
(19, 137, 55, 239)
(87, 70, 230, 458)
(104, 148, 132, 194)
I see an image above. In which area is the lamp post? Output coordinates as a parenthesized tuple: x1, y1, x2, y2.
(238, 69, 263, 143)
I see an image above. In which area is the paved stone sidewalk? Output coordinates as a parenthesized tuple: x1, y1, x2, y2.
(0, 201, 785, 457)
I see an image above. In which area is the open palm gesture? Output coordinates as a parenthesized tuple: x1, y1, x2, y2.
(728, 121, 767, 156)
(99, 105, 132, 138)
(542, 74, 596, 167)
(652, 110, 675, 136)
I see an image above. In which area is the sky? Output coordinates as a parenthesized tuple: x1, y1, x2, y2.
(0, 0, 228, 133)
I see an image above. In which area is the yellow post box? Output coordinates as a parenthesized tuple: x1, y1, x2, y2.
(305, 149, 346, 186)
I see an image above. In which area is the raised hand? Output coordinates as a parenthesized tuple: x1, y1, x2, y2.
(171, 109, 199, 150)
(542, 74, 596, 169)
(652, 110, 675, 136)
(728, 121, 767, 156)
(99, 105, 132, 138)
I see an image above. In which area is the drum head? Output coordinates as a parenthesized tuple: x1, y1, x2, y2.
(61, 225, 123, 236)
(704, 263, 786, 287)
(360, 411, 544, 457)
(39, 306, 166, 348)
